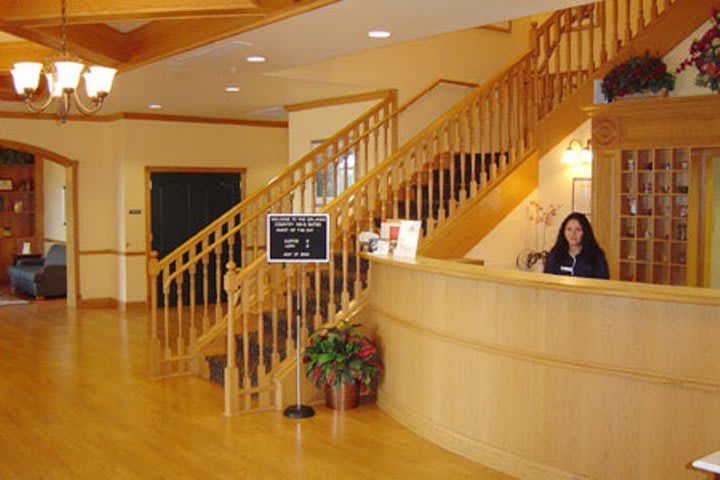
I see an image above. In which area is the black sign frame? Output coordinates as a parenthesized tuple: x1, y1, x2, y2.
(266, 213, 330, 263)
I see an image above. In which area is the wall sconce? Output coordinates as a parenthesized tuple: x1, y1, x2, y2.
(561, 139, 592, 165)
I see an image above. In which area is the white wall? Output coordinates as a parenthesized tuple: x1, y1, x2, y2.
(288, 100, 378, 163)
(43, 159, 66, 244)
(0, 117, 288, 302)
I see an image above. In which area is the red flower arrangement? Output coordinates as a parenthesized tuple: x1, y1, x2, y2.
(677, 10, 720, 93)
(303, 320, 383, 391)
(601, 53, 675, 102)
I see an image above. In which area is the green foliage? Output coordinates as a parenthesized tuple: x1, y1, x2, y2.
(303, 320, 383, 390)
(601, 53, 675, 102)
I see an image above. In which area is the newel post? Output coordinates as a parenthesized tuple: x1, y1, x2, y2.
(223, 260, 240, 416)
(148, 250, 161, 376)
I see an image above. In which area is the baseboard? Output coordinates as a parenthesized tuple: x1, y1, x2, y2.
(77, 297, 119, 309)
(378, 391, 591, 480)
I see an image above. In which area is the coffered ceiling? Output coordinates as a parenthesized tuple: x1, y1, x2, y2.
(0, 0, 588, 119)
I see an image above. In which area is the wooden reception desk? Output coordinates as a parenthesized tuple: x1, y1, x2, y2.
(364, 255, 720, 480)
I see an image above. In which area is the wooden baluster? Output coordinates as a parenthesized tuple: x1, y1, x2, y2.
(469, 103, 478, 197)
(638, 0, 646, 32)
(214, 242, 222, 324)
(327, 219, 336, 323)
(427, 139, 436, 234)
(544, 22, 553, 117)
(188, 263, 197, 372)
(175, 272, 185, 370)
(269, 265, 279, 369)
(363, 119, 370, 173)
(499, 80, 506, 172)
(479, 97, 487, 189)
(241, 275, 251, 410)
(449, 123, 457, 207)
(391, 162, 400, 219)
(414, 147, 422, 220)
(202, 247, 209, 331)
(554, 15, 562, 109)
(162, 266, 171, 364)
(564, 10, 572, 102)
(285, 264, 294, 357)
(223, 262, 239, 416)
(374, 119, 380, 173)
(588, 4, 596, 74)
(624, 0, 632, 45)
(382, 112, 389, 159)
(651, 0, 659, 21)
(353, 194, 362, 301)
(310, 164, 318, 212)
(489, 89, 496, 182)
(458, 111, 467, 205)
(256, 269, 268, 408)
(506, 73, 514, 165)
(600, 0, 608, 64)
(612, 0, 620, 55)
(404, 153, 412, 219)
(314, 262, 322, 330)
(577, 7, 583, 90)
(438, 132, 447, 222)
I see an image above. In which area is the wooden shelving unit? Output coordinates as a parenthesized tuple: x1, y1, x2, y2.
(616, 148, 694, 285)
(586, 95, 720, 287)
(0, 160, 42, 284)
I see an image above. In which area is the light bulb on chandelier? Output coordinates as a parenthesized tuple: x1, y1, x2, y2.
(10, 0, 117, 123)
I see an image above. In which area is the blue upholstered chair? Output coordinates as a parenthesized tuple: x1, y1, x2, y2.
(8, 244, 67, 299)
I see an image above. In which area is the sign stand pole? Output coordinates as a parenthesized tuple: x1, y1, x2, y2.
(283, 265, 315, 419)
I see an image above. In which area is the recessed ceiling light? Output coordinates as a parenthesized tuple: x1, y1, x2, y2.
(224, 86, 240, 93)
(147, 104, 163, 110)
(246, 55, 266, 63)
(368, 30, 391, 39)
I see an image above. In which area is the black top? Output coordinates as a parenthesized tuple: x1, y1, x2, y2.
(543, 249, 609, 279)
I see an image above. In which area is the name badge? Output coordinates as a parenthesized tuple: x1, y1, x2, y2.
(560, 266, 573, 273)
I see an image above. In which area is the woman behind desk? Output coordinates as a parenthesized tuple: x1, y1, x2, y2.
(544, 212, 609, 279)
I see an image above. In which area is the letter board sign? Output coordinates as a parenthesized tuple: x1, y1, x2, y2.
(266, 213, 329, 263)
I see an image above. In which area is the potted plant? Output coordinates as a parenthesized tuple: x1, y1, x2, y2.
(601, 53, 675, 102)
(676, 10, 720, 93)
(303, 320, 383, 410)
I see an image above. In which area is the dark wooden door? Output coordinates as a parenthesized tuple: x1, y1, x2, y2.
(151, 171, 241, 306)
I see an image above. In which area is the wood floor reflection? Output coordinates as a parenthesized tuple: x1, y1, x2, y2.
(0, 300, 514, 480)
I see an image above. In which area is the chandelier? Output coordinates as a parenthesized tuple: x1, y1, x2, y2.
(10, 0, 117, 122)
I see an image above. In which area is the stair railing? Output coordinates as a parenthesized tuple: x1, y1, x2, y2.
(149, 80, 479, 378)
(220, 0, 683, 413)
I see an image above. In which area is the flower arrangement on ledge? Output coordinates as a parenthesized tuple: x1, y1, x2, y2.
(303, 320, 383, 391)
(677, 10, 720, 93)
(601, 53, 675, 102)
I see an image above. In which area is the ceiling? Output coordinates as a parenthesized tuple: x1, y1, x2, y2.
(0, 0, 588, 120)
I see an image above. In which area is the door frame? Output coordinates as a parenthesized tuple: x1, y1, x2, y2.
(0, 139, 80, 306)
(144, 166, 246, 304)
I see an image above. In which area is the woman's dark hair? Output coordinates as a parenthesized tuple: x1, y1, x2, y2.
(548, 212, 604, 262)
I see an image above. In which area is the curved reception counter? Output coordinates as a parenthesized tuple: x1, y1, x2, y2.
(365, 255, 720, 480)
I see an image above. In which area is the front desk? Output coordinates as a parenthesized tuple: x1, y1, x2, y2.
(364, 255, 720, 480)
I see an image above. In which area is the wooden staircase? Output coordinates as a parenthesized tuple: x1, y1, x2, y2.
(148, 0, 708, 415)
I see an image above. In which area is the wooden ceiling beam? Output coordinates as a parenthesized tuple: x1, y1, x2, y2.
(0, 24, 128, 65)
(0, 0, 264, 26)
(123, 0, 339, 70)
(0, 41, 54, 71)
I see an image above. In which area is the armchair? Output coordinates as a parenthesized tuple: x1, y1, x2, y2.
(8, 244, 67, 299)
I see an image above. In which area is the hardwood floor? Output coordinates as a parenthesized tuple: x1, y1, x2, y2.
(0, 299, 514, 480)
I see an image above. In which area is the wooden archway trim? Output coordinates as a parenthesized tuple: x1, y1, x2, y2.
(0, 139, 80, 306)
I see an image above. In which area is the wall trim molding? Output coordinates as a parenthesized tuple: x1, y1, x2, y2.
(0, 110, 288, 128)
(378, 392, 590, 480)
(79, 249, 146, 256)
(370, 304, 720, 392)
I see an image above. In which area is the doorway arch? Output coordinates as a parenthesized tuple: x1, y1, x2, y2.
(0, 139, 79, 306)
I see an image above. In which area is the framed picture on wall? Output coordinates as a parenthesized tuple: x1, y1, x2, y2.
(0, 179, 13, 191)
(573, 178, 592, 217)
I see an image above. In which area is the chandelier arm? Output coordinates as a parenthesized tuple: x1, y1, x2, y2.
(23, 94, 55, 113)
(71, 90, 103, 115)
